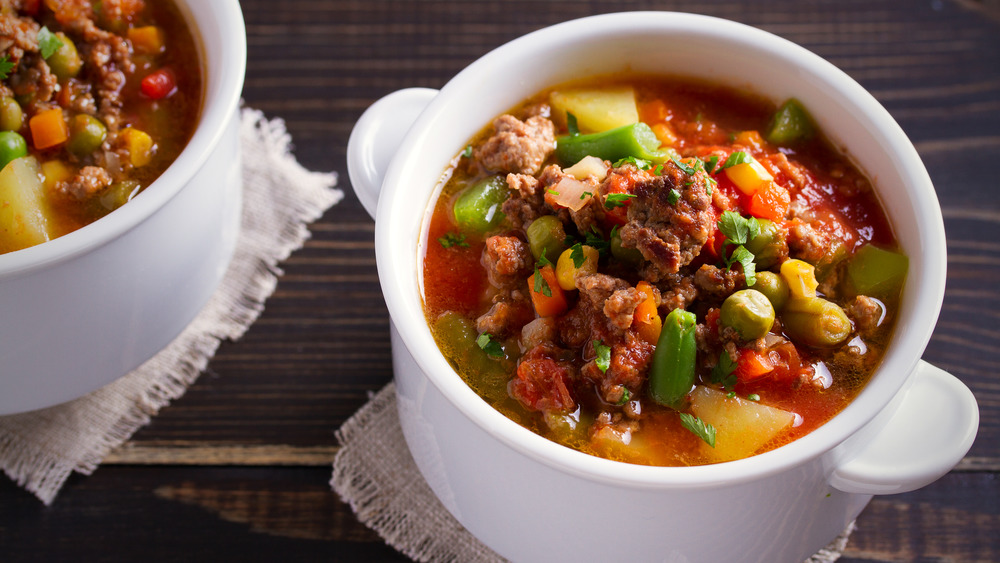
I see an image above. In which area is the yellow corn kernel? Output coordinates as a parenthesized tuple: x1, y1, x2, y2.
(128, 26, 165, 54)
(40, 159, 74, 192)
(121, 127, 155, 167)
(725, 157, 773, 195)
(780, 259, 819, 299)
(556, 245, 599, 291)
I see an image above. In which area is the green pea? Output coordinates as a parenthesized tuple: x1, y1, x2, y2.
(610, 228, 643, 265)
(720, 289, 776, 341)
(452, 175, 508, 233)
(46, 32, 82, 80)
(781, 297, 852, 348)
(0, 97, 23, 132)
(745, 219, 784, 270)
(526, 214, 567, 263)
(753, 271, 790, 312)
(67, 114, 108, 157)
(0, 131, 28, 171)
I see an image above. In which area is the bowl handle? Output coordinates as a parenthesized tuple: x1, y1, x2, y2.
(828, 360, 979, 495)
(346, 88, 439, 219)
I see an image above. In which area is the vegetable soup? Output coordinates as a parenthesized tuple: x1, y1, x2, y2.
(422, 75, 906, 466)
(0, 0, 201, 254)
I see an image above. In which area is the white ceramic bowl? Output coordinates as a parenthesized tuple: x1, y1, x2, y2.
(348, 12, 980, 562)
(0, 1, 247, 415)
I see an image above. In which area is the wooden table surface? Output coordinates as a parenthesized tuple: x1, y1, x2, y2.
(2, 0, 999, 561)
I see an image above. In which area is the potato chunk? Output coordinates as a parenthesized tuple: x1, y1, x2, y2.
(689, 385, 796, 463)
(549, 85, 639, 134)
(0, 157, 55, 254)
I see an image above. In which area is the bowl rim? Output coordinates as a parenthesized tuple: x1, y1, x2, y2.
(376, 11, 947, 489)
(0, 0, 247, 279)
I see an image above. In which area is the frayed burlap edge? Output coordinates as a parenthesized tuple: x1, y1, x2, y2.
(0, 107, 341, 504)
(332, 383, 855, 563)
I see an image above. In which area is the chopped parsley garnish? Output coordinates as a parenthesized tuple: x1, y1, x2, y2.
(613, 156, 652, 170)
(533, 255, 553, 297)
(747, 393, 761, 401)
(0, 56, 13, 80)
(666, 188, 680, 205)
(584, 226, 610, 257)
(461, 144, 473, 158)
(476, 333, 505, 358)
(717, 211, 761, 286)
(722, 151, 753, 169)
(710, 351, 738, 391)
(729, 245, 757, 286)
(546, 188, 560, 196)
(566, 111, 580, 136)
(652, 163, 664, 175)
(670, 155, 697, 175)
(604, 192, 636, 210)
(726, 391, 737, 399)
(580, 190, 593, 200)
(38, 27, 64, 60)
(679, 413, 716, 447)
(437, 232, 469, 249)
(593, 340, 611, 373)
(569, 243, 586, 268)
(704, 155, 720, 174)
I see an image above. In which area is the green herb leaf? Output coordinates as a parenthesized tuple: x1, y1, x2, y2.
(546, 188, 560, 196)
(476, 333, 505, 358)
(569, 243, 586, 268)
(38, 27, 64, 60)
(679, 412, 716, 447)
(0, 55, 13, 80)
(533, 263, 552, 297)
(613, 156, 652, 170)
(580, 190, 593, 200)
(730, 244, 757, 286)
(462, 144, 473, 158)
(604, 193, 636, 210)
(747, 393, 761, 401)
(710, 351, 738, 391)
(566, 112, 580, 136)
(704, 155, 720, 174)
(594, 340, 611, 373)
(726, 391, 736, 399)
(616, 387, 632, 406)
(717, 211, 760, 247)
(670, 155, 696, 175)
(584, 226, 610, 257)
(666, 188, 680, 205)
(652, 163, 664, 175)
(722, 151, 753, 169)
(437, 232, 469, 249)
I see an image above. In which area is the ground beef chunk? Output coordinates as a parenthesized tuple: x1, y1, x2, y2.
(786, 201, 856, 267)
(0, 10, 39, 65)
(55, 166, 112, 200)
(657, 273, 698, 312)
(694, 264, 744, 300)
(845, 295, 884, 337)
(604, 287, 644, 331)
(580, 332, 654, 404)
(520, 317, 559, 350)
(617, 161, 714, 281)
(476, 296, 534, 339)
(590, 411, 640, 449)
(764, 152, 809, 191)
(502, 173, 544, 231)
(509, 344, 576, 413)
(474, 114, 555, 175)
(482, 235, 533, 289)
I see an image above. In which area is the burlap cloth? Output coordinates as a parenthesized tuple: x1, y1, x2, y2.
(0, 107, 341, 504)
(332, 383, 856, 562)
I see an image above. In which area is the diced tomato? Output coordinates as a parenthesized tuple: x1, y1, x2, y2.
(748, 181, 790, 221)
(509, 346, 576, 413)
(735, 349, 775, 383)
(765, 341, 812, 383)
(141, 68, 177, 100)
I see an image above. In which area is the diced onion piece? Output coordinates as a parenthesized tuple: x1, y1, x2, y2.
(563, 155, 608, 182)
(689, 385, 796, 462)
(725, 158, 773, 195)
(546, 176, 595, 212)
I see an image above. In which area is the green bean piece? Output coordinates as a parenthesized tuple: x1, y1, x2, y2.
(764, 98, 815, 146)
(452, 175, 508, 233)
(754, 271, 790, 312)
(0, 97, 23, 132)
(526, 215, 567, 263)
(781, 297, 852, 348)
(0, 131, 27, 171)
(720, 289, 776, 340)
(555, 122, 667, 167)
(46, 32, 82, 80)
(648, 308, 698, 409)
(744, 219, 784, 270)
(610, 228, 643, 265)
(67, 114, 108, 157)
(847, 244, 908, 298)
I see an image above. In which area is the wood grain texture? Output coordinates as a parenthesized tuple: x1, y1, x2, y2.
(1, 0, 997, 561)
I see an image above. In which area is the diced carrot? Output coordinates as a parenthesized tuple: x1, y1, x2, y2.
(652, 122, 677, 147)
(29, 108, 69, 150)
(735, 349, 775, 383)
(748, 180, 790, 220)
(633, 280, 661, 344)
(128, 26, 164, 54)
(528, 265, 568, 318)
